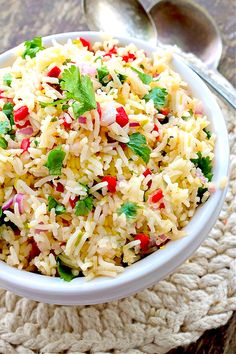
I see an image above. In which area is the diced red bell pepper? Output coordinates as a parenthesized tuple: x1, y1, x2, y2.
(47, 66, 61, 78)
(120, 142, 127, 150)
(153, 124, 159, 132)
(14, 106, 29, 122)
(104, 46, 118, 57)
(159, 202, 165, 209)
(56, 183, 64, 193)
(97, 102, 102, 119)
(15, 120, 31, 129)
(160, 108, 169, 116)
(143, 169, 152, 177)
(102, 176, 117, 193)
(151, 189, 164, 203)
(80, 37, 92, 51)
(116, 107, 129, 127)
(29, 240, 40, 259)
(122, 52, 136, 63)
(20, 138, 30, 152)
(134, 233, 150, 251)
(69, 196, 79, 209)
(62, 119, 71, 130)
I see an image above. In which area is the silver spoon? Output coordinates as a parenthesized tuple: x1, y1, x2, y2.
(82, 0, 236, 110)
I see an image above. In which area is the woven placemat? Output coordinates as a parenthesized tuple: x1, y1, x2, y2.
(0, 57, 235, 354)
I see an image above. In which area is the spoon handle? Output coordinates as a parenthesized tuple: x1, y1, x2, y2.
(186, 62, 236, 110)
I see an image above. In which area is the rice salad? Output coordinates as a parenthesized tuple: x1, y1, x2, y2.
(0, 37, 215, 281)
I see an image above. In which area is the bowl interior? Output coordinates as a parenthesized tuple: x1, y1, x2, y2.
(0, 32, 229, 304)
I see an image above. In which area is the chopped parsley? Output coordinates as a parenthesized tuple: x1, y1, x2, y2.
(131, 67, 153, 84)
(60, 65, 96, 117)
(0, 121, 10, 135)
(48, 196, 66, 215)
(0, 137, 8, 149)
(117, 73, 127, 84)
(45, 147, 66, 175)
(22, 36, 45, 59)
(203, 128, 212, 139)
(2, 102, 14, 128)
(56, 257, 76, 282)
(75, 196, 94, 216)
(126, 133, 151, 164)
(3, 73, 12, 87)
(144, 87, 168, 110)
(118, 202, 139, 219)
(191, 152, 213, 181)
(197, 187, 208, 203)
(97, 66, 111, 86)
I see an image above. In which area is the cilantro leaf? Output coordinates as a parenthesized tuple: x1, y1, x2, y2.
(131, 67, 153, 84)
(197, 187, 208, 203)
(2, 102, 14, 127)
(203, 128, 212, 139)
(0, 121, 10, 135)
(3, 73, 12, 87)
(97, 66, 111, 86)
(0, 137, 8, 149)
(75, 196, 94, 216)
(144, 87, 168, 110)
(22, 37, 45, 59)
(39, 98, 67, 108)
(118, 202, 139, 219)
(191, 152, 213, 181)
(60, 65, 96, 117)
(126, 133, 151, 164)
(117, 73, 127, 84)
(56, 257, 76, 282)
(48, 196, 66, 215)
(45, 147, 66, 175)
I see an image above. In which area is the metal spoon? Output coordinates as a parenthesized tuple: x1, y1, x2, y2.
(82, 0, 236, 110)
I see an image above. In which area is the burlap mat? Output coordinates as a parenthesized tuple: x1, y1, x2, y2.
(0, 55, 235, 354)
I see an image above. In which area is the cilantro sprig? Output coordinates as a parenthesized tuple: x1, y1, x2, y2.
(48, 196, 66, 215)
(3, 102, 14, 128)
(3, 73, 12, 87)
(45, 147, 66, 175)
(118, 202, 139, 219)
(144, 87, 168, 110)
(22, 37, 45, 59)
(191, 152, 213, 181)
(75, 196, 94, 216)
(131, 67, 153, 84)
(60, 65, 96, 117)
(56, 257, 76, 282)
(97, 66, 111, 86)
(126, 133, 151, 164)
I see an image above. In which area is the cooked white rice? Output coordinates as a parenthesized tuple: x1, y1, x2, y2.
(0, 37, 215, 280)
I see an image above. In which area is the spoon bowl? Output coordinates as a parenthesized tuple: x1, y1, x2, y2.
(148, 0, 222, 69)
(82, 0, 157, 44)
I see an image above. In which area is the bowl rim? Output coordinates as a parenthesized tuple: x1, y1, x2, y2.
(0, 31, 230, 305)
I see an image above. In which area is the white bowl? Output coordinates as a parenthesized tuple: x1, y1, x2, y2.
(0, 32, 229, 305)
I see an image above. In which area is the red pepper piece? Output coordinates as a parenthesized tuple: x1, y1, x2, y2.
(80, 37, 92, 51)
(143, 169, 152, 177)
(102, 176, 117, 193)
(159, 202, 165, 209)
(62, 119, 71, 130)
(120, 142, 127, 150)
(14, 106, 29, 122)
(151, 189, 164, 203)
(97, 102, 102, 119)
(69, 196, 79, 209)
(47, 66, 61, 78)
(20, 138, 30, 152)
(153, 124, 159, 132)
(160, 108, 169, 116)
(122, 52, 136, 62)
(15, 120, 31, 129)
(56, 183, 64, 193)
(29, 240, 40, 259)
(104, 46, 117, 57)
(134, 233, 150, 251)
(116, 107, 129, 127)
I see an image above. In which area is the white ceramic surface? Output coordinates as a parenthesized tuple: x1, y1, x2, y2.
(0, 32, 229, 305)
